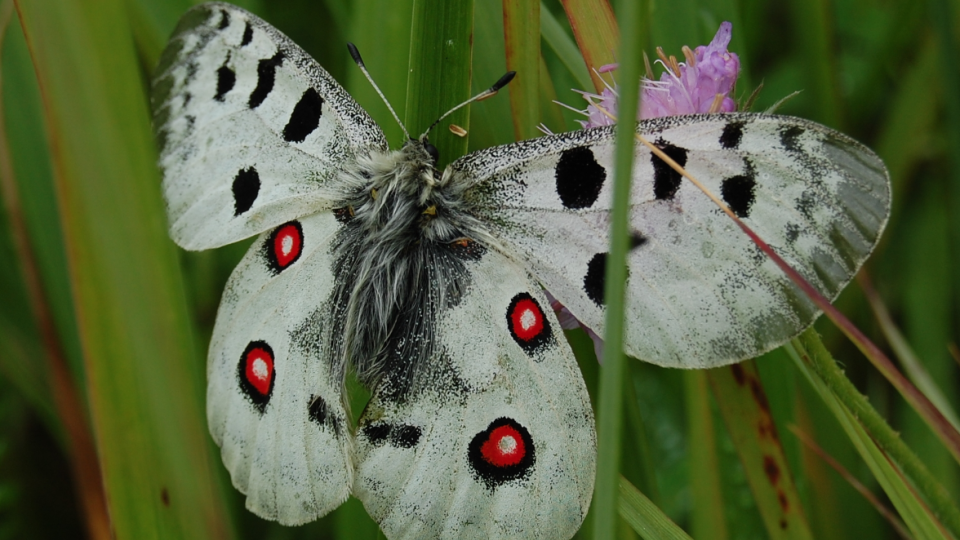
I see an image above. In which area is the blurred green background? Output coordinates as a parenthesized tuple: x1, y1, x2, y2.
(1, 0, 959, 538)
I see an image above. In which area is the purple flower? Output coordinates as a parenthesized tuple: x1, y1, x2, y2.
(577, 22, 740, 128)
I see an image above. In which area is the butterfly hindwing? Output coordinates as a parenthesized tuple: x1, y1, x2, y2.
(151, 2, 386, 250)
(452, 113, 890, 367)
(352, 247, 595, 540)
(208, 211, 352, 525)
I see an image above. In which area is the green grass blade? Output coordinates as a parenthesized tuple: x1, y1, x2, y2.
(558, 0, 619, 92)
(404, 0, 474, 166)
(790, 329, 958, 540)
(785, 0, 842, 127)
(618, 476, 692, 540)
(469, 0, 513, 150)
(592, 1, 640, 537)
(683, 370, 728, 540)
(14, 0, 234, 536)
(345, 0, 413, 149)
(539, 3, 592, 93)
(862, 277, 960, 430)
(1, 12, 109, 539)
(707, 362, 814, 540)
(502, 0, 540, 140)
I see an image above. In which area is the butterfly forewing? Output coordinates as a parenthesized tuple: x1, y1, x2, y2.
(151, 2, 386, 250)
(352, 248, 595, 540)
(208, 211, 352, 525)
(452, 113, 889, 367)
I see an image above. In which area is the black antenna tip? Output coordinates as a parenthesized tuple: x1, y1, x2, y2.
(347, 42, 365, 67)
(490, 71, 517, 92)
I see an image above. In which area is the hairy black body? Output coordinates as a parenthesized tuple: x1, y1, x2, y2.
(328, 139, 493, 398)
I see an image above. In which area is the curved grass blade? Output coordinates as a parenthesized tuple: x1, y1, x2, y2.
(404, 0, 474, 165)
(0, 9, 108, 539)
(789, 424, 913, 540)
(558, 0, 619, 92)
(502, 0, 539, 140)
(860, 274, 960, 430)
(539, 3, 592, 93)
(707, 361, 814, 540)
(683, 370, 728, 540)
(618, 475, 692, 540)
(14, 0, 234, 536)
(345, 0, 413, 148)
(789, 330, 958, 540)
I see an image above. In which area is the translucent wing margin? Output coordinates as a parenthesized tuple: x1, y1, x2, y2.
(352, 248, 595, 539)
(151, 3, 386, 250)
(208, 212, 352, 525)
(450, 113, 890, 368)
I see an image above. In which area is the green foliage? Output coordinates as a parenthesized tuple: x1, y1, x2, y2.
(1, 0, 958, 538)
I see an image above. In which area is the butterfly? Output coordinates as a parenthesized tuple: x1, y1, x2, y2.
(150, 3, 890, 538)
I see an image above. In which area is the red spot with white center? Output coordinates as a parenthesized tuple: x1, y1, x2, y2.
(272, 223, 302, 269)
(244, 345, 274, 395)
(480, 424, 526, 467)
(510, 298, 544, 341)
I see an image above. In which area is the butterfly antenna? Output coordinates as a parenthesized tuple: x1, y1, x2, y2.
(419, 71, 516, 139)
(347, 42, 410, 140)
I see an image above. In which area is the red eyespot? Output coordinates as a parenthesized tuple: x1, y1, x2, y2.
(510, 297, 544, 341)
(244, 345, 274, 395)
(238, 341, 275, 412)
(265, 221, 303, 273)
(506, 293, 552, 354)
(480, 424, 526, 467)
(468, 417, 536, 488)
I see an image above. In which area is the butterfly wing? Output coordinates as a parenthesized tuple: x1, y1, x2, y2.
(450, 113, 890, 368)
(151, 3, 386, 250)
(208, 212, 352, 525)
(352, 247, 595, 539)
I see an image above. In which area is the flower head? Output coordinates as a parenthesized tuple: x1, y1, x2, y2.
(577, 22, 740, 127)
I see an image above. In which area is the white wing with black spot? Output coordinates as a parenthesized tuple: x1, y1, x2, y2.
(208, 211, 352, 525)
(151, 2, 386, 250)
(450, 113, 890, 368)
(352, 247, 595, 540)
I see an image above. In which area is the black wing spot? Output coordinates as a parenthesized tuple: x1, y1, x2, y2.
(720, 121, 745, 149)
(361, 423, 391, 446)
(283, 88, 324, 142)
(651, 142, 688, 200)
(214, 64, 235, 102)
(391, 425, 422, 448)
(232, 166, 260, 215)
(584, 252, 608, 306)
(555, 146, 606, 209)
(241, 22, 253, 46)
(630, 231, 649, 250)
(249, 52, 285, 109)
(217, 9, 230, 30)
(781, 125, 804, 152)
(722, 173, 758, 218)
(308, 395, 341, 436)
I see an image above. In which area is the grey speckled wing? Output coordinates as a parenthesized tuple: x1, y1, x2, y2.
(450, 113, 890, 368)
(151, 2, 386, 250)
